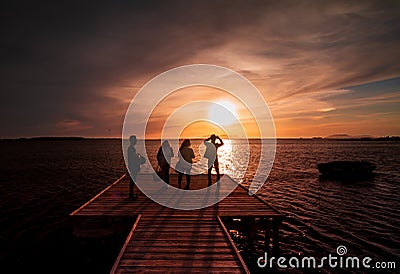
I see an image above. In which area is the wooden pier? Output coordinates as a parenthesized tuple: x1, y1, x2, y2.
(70, 173, 285, 273)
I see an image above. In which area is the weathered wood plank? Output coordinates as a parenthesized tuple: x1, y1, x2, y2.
(113, 216, 246, 273)
(110, 214, 142, 274)
(124, 248, 236, 255)
(118, 259, 242, 267)
(115, 266, 244, 274)
(121, 253, 237, 260)
(71, 174, 283, 219)
(71, 173, 284, 274)
(130, 241, 230, 248)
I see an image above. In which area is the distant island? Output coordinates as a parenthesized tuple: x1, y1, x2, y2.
(325, 134, 373, 139)
(323, 134, 400, 141)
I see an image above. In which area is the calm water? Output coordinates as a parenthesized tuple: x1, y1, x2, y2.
(0, 139, 399, 272)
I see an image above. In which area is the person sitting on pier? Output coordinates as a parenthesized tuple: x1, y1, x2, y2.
(204, 134, 224, 186)
(157, 140, 174, 185)
(127, 135, 145, 200)
(176, 139, 195, 190)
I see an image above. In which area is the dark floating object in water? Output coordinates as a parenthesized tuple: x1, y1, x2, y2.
(317, 161, 376, 179)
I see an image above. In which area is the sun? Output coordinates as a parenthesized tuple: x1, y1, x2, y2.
(208, 100, 238, 126)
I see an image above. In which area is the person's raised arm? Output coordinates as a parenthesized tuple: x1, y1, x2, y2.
(217, 136, 224, 146)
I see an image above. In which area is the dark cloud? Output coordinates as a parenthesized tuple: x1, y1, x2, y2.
(1, 0, 399, 137)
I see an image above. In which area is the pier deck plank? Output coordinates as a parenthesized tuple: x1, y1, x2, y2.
(71, 174, 282, 217)
(112, 215, 247, 273)
(71, 173, 284, 273)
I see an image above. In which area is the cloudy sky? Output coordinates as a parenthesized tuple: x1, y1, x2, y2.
(1, 0, 399, 138)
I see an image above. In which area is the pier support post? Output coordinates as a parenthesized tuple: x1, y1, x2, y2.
(246, 217, 256, 249)
(264, 218, 272, 252)
(272, 217, 283, 256)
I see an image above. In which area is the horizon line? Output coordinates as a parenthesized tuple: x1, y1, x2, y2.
(1, 135, 399, 141)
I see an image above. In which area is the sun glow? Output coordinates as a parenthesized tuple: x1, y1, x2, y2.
(208, 100, 238, 126)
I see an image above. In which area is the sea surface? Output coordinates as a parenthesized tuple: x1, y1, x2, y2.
(0, 139, 399, 273)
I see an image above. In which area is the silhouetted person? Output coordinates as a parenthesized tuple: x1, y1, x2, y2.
(176, 139, 195, 190)
(204, 134, 224, 186)
(127, 135, 145, 199)
(157, 140, 174, 185)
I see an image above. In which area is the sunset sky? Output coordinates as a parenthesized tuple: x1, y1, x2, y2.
(1, 0, 399, 138)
